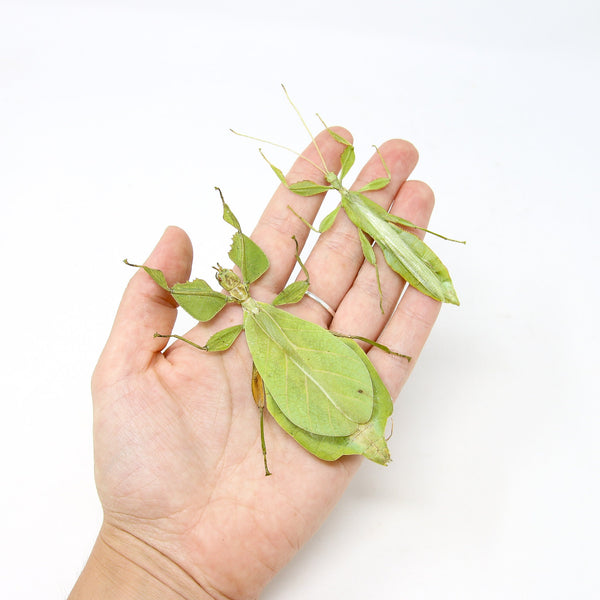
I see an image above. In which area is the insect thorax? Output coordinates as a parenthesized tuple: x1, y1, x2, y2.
(216, 267, 249, 302)
(325, 171, 342, 189)
(241, 297, 260, 314)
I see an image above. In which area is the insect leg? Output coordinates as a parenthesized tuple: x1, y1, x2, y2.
(252, 364, 272, 476)
(332, 333, 411, 361)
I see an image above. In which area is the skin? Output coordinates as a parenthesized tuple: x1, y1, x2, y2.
(69, 129, 441, 600)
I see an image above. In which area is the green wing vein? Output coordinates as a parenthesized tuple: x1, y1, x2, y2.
(244, 303, 374, 436)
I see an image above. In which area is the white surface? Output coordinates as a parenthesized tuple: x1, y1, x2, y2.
(1, 1, 599, 598)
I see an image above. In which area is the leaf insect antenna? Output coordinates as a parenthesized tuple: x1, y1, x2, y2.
(230, 86, 331, 177)
(281, 84, 329, 173)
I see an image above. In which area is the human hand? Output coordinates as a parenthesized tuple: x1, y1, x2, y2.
(70, 129, 441, 600)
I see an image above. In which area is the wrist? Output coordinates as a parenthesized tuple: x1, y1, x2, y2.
(69, 523, 215, 600)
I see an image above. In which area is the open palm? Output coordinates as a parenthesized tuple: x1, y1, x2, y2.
(88, 130, 441, 600)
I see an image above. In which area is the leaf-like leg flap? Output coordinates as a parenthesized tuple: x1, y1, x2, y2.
(124, 260, 230, 322)
(170, 279, 230, 322)
(357, 146, 391, 193)
(216, 187, 270, 285)
(272, 281, 309, 306)
(339, 144, 356, 181)
(258, 150, 330, 196)
(216, 187, 242, 232)
(317, 117, 352, 147)
(154, 325, 243, 352)
(318, 205, 340, 233)
(358, 177, 390, 193)
(203, 325, 244, 351)
(259, 149, 289, 186)
(288, 180, 332, 196)
(272, 236, 310, 306)
(229, 232, 269, 285)
(123, 260, 170, 291)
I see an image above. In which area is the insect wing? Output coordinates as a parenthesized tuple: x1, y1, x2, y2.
(265, 338, 393, 464)
(378, 232, 460, 304)
(343, 192, 460, 305)
(244, 303, 374, 436)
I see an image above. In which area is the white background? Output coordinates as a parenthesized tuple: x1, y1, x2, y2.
(1, 1, 599, 598)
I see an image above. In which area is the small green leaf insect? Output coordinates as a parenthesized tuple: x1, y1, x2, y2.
(232, 85, 465, 311)
(125, 189, 405, 475)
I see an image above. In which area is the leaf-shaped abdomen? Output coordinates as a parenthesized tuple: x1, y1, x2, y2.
(244, 303, 374, 437)
(266, 338, 393, 464)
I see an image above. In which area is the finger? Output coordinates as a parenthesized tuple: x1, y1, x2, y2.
(292, 139, 419, 326)
(94, 226, 193, 381)
(369, 286, 441, 400)
(249, 127, 351, 300)
(333, 180, 436, 341)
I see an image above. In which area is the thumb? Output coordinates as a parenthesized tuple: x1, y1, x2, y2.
(94, 226, 193, 383)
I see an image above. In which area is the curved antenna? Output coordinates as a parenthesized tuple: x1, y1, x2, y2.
(230, 128, 325, 175)
(281, 84, 329, 172)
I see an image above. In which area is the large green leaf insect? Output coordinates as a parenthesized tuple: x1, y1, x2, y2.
(125, 189, 407, 476)
(232, 85, 465, 311)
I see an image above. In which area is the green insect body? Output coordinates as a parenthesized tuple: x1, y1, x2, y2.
(334, 177, 460, 305)
(233, 86, 464, 310)
(221, 272, 376, 438)
(125, 190, 401, 473)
